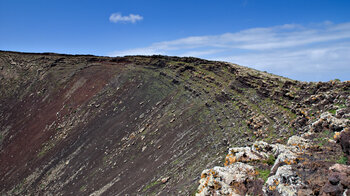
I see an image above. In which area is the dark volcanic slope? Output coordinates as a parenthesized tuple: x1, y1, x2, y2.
(0, 51, 349, 195)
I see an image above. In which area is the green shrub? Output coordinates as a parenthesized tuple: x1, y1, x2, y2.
(328, 109, 336, 115)
(262, 154, 276, 166)
(142, 181, 161, 192)
(257, 169, 270, 182)
(336, 156, 348, 164)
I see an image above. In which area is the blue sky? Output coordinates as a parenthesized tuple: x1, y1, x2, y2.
(1, 0, 350, 81)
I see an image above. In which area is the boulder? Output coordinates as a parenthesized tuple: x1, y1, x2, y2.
(319, 164, 350, 195)
(335, 128, 350, 156)
(196, 162, 262, 196)
(263, 165, 303, 196)
(312, 112, 350, 132)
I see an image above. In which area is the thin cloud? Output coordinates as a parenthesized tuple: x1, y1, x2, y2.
(216, 43, 350, 81)
(180, 49, 224, 57)
(111, 48, 161, 56)
(109, 21, 350, 81)
(110, 22, 350, 53)
(109, 13, 143, 24)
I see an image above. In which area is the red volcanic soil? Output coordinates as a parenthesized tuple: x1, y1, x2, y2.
(0, 62, 122, 190)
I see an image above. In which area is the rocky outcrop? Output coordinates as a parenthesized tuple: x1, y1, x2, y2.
(335, 128, 350, 157)
(196, 135, 309, 196)
(321, 164, 350, 196)
(264, 165, 303, 196)
(312, 112, 350, 132)
(195, 110, 350, 196)
(197, 163, 261, 196)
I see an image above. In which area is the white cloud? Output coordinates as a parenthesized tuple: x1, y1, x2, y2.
(109, 13, 143, 24)
(109, 21, 350, 81)
(111, 48, 162, 56)
(179, 49, 224, 57)
(215, 43, 350, 81)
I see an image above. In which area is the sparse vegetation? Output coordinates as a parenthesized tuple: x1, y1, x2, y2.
(263, 154, 276, 166)
(335, 103, 346, 109)
(316, 137, 328, 147)
(328, 109, 336, 115)
(40, 183, 45, 189)
(37, 142, 55, 157)
(13, 182, 24, 194)
(336, 155, 348, 164)
(257, 168, 270, 182)
(80, 185, 87, 192)
(102, 155, 109, 166)
(142, 180, 161, 192)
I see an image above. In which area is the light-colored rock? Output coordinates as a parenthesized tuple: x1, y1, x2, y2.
(252, 141, 274, 155)
(329, 163, 350, 173)
(225, 141, 276, 166)
(287, 136, 310, 149)
(196, 134, 311, 196)
(161, 177, 170, 184)
(312, 112, 350, 132)
(271, 143, 297, 157)
(141, 146, 147, 152)
(225, 146, 266, 165)
(263, 165, 303, 196)
(196, 162, 256, 196)
(271, 152, 297, 173)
